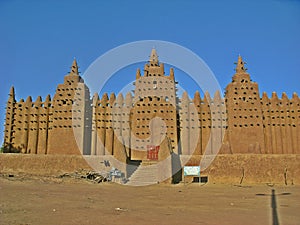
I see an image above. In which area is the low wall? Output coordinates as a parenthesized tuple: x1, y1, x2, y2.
(0, 153, 299, 185)
(180, 154, 300, 185)
(0, 154, 126, 176)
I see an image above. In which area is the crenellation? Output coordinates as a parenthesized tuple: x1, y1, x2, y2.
(91, 93, 99, 156)
(210, 91, 226, 154)
(201, 92, 212, 154)
(281, 92, 293, 154)
(179, 91, 190, 155)
(269, 92, 283, 154)
(123, 92, 132, 157)
(104, 93, 115, 155)
(290, 93, 299, 154)
(37, 95, 51, 154)
(193, 91, 202, 155)
(21, 96, 32, 153)
(261, 92, 272, 154)
(26, 96, 41, 154)
(12, 99, 24, 153)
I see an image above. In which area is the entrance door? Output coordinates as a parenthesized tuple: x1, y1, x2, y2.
(147, 145, 159, 160)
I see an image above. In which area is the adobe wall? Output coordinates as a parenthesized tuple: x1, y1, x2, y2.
(180, 154, 300, 185)
(0, 154, 91, 176)
(261, 92, 300, 154)
(0, 154, 126, 176)
(1, 153, 299, 185)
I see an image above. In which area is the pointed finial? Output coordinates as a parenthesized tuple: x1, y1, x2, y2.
(9, 86, 15, 98)
(292, 92, 299, 100)
(182, 91, 189, 103)
(125, 92, 133, 106)
(149, 48, 159, 65)
(25, 96, 32, 104)
(70, 58, 79, 75)
(282, 92, 288, 101)
(117, 93, 124, 104)
(193, 91, 201, 104)
(101, 93, 109, 103)
(45, 94, 51, 102)
(170, 68, 174, 80)
(235, 55, 247, 73)
(109, 93, 116, 105)
(36, 96, 42, 102)
(262, 92, 269, 100)
(136, 68, 141, 79)
(92, 93, 99, 105)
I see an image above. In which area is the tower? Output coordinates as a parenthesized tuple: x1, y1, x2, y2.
(225, 56, 265, 154)
(47, 59, 91, 155)
(131, 49, 178, 160)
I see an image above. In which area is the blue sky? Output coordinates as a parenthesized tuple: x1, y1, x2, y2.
(0, 0, 299, 144)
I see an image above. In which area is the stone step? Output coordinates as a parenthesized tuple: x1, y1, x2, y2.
(126, 180, 158, 186)
(126, 163, 159, 186)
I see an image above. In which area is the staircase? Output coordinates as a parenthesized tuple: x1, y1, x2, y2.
(126, 161, 159, 186)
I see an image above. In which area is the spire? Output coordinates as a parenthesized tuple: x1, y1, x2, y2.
(193, 91, 201, 105)
(182, 91, 189, 103)
(116, 93, 124, 104)
(234, 55, 247, 73)
(34, 96, 42, 107)
(149, 48, 159, 66)
(45, 94, 51, 103)
(70, 58, 79, 75)
(109, 93, 116, 105)
(101, 93, 109, 104)
(169, 68, 174, 80)
(136, 68, 141, 79)
(262, 92, 269, 101)
(45, 94, 51, 108)
(9, 86, 15, 99)
(25, 96, 32, 105)
(125, 92, 132, 106)
(92, 93, 99, 106)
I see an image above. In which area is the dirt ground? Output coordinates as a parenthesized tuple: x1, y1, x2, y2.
(0, 175, 299, 225)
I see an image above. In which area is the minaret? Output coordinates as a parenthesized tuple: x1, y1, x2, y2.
(149, 48, 159, 66)
(70, 58, 79, 75)
(131, 49, 178, 160)
(234, 55, 247, 74)
(48, 59, 91, 155)
(225, 55, 264, 154)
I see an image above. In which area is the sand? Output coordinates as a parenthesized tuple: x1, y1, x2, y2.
(0, 175, 299, 225)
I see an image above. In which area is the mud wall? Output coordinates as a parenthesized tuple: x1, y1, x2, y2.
(1, 153, 299, 185)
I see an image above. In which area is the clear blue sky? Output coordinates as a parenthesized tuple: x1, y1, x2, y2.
(0, 0, 299, 144)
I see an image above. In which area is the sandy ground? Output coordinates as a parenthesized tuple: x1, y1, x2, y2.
(0, 175, 299, 225)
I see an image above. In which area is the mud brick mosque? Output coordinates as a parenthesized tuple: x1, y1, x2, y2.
(4, 49, 300, 164)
